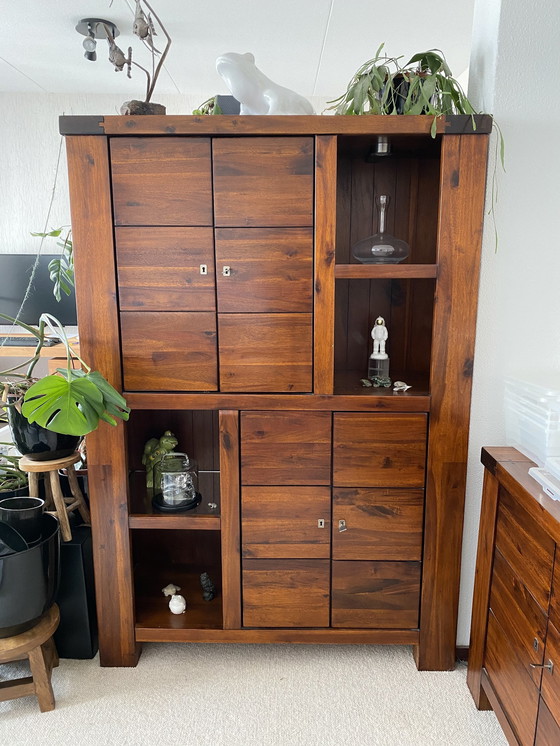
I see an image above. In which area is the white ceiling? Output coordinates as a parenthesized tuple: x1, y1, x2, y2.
(0, 1, 475, 99)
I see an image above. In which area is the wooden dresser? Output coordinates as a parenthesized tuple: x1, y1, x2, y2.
(60, 114, 490, 668)
(468, 447, 560, 745)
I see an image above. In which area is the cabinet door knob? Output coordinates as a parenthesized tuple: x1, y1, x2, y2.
(338, 519, 347, 532)
(530, 659, 554, 673)
(222, 265, 231, 277)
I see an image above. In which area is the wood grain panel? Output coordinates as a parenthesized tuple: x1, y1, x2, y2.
(536, 698, 560, 746)
(467, 468, 500, 709)
(549, 555, 560, 631)
(314, 135, 337, 394)
(219, 411, 241, 629)
(541, 621, 560, 724)
(242, 486, 331, 559)
(332, 488, 424, 561)
(116, 227, 215, 311)
(334, 264, 438, 279)
(241, 411, 331, 485)
(215, 228, 312, 312)
(136, 627, 419, 644)
(333, 413, 427, 488)
(65, 136, 139, 666)
(484, 610, 540, 746)
(110, 137, 212, 226)
(331, 560, 421, 628)
(121, 311, 217, 391)
(489, 548, 547, 688)
(495, 486, 555, 611)
(416, 134, 490, 671)
(218, 314, 312, 392)
(242, 559, 330, 627)
(213, 137, 314, 227)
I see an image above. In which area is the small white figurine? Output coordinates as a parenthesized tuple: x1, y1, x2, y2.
(168, 594, 187, 614)
(393, 380, 412, 392)
(371, 317, 389, 359)
(161, 583, 181, 597)
(216, 52, 315, 115)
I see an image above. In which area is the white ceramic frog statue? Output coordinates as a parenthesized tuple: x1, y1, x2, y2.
(216, 52, 314, 115)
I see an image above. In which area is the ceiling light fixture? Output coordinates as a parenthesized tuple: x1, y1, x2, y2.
(75, 18, 120, 62)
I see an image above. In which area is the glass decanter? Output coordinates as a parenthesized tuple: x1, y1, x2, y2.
(352, 194, 410, 264)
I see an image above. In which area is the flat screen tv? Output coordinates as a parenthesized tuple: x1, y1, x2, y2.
(0, 254, 77, 326)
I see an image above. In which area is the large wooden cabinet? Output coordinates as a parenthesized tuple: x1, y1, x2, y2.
(468, 448, 560, 745)
(61, 114, 490, 668)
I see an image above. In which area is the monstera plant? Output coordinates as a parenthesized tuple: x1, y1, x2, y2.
(1, 313, 129, 460)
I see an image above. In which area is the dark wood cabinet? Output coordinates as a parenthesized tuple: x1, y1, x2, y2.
(468, 448, 560, 745)
(62, 114, 490, 668)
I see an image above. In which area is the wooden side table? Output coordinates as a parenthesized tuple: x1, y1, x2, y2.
(0, 604, 60, 712)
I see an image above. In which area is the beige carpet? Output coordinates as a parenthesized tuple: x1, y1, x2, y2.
(0, 644, 506, 745)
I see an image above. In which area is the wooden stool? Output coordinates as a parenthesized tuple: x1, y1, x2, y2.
(19, 453, 90, 542)
(0, 604, 60, 712)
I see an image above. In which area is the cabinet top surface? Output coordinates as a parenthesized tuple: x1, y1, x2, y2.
(59, 113, 492, 137)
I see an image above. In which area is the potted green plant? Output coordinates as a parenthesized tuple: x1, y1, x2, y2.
(1, 312, 129, 460)
(0, 451, 28, 497)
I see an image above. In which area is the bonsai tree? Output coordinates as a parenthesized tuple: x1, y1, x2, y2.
(1, 313, 129, 437)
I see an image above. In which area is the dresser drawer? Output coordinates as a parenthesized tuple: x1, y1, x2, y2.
(241, 411, 331, 485)
(331, 560, 420, 629)
(333, 413, 427, 488)
(495, 486, 555, 611)
(549, 558, 560, 631)
(541, 621, 560, 725)
(536, 698, 560, 746)
(332, 488, 424, 561)
(111, 137, 212, 226)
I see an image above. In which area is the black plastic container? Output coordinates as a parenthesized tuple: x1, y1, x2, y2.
(0, 513, 60, 638)
(8, 405, 80, 461)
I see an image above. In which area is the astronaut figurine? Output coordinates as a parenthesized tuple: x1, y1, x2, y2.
(371, 317, 388, 359)
(368, 316, 390, 381)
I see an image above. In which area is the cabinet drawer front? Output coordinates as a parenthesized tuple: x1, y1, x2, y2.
(116, 227, 215, 311)
(541, 621, 560, 723)
(485, 610, 540, 746)
(213, 137, 314, 227)
(489, 549, 547, 688)
(332, 489, 424, 561)
(549, 558, 560, 631)
(111, 137, 212, 226)
(241, 411, 331, 485)
(215, 228, 313, 313)
(333, 413, 427, 488)
(242, 559, 330, 627)
(219, 314, 312, 393)
(331, 560, 420, 629)
(242, 486, 331, 559)
(536, 698, 560, 746)
(495, 486, 555, 611)
(121, 311, 217, 391)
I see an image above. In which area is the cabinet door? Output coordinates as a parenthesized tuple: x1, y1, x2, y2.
(242, 486, 331, 559)
(219, 313, 312, 392)
(111, 137, 212, 226)
(536, 698, 560, 746)
(215, 228, 313, 313)
(241, 411, 331, 485)
(331, 560, 420, 628)
(242, 559, 330, 627)
(213, 137, 314, 227)
(332, 488, 424, 561)
(116, 227, 215, 311)
(120, 311, 217, 391)
(333, 413, 427, 488)
(541, 621, 560, 728)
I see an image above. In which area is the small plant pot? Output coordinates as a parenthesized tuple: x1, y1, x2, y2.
(7, 404, 81, 462)
(0, 496, 45, 545)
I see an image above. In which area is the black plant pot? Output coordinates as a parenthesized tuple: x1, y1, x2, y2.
(7, 404, 80, 462)
(0, 513, 60, 637)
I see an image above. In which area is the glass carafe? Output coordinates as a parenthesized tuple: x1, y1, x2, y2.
(352, 194, 410, 264)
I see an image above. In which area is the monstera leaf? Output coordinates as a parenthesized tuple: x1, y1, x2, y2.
(21, 371, 130, 436)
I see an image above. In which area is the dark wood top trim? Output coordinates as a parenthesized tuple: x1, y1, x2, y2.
(59, 115, 105, 135)
(335, 263, 438, 279)
(481, 445, 534, 475)
(59, 114, 492, 137)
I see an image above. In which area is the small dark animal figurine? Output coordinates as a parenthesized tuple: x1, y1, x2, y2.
(200, 572, 216, 602)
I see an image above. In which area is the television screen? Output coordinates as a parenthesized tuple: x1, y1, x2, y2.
(0, 254, 77, 326)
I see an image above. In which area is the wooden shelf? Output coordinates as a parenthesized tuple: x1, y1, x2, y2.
(135, 569, 223, 632)
(129, 470, 221, 529)
(334, 371, 430, 401)
(335, 264, 438, 280)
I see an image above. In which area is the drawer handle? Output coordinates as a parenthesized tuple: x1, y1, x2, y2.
(199, 264, 208, 275)
(317, 519, 325, 529)
(530, 659, 554, 673)
(222, 265, 231, 277)
(338, 519, 347, 533)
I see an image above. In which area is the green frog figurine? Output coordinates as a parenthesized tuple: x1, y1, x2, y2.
(142, 430, 178, 490)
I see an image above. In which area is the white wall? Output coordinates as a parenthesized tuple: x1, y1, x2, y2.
(458, 0, 560, 644)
